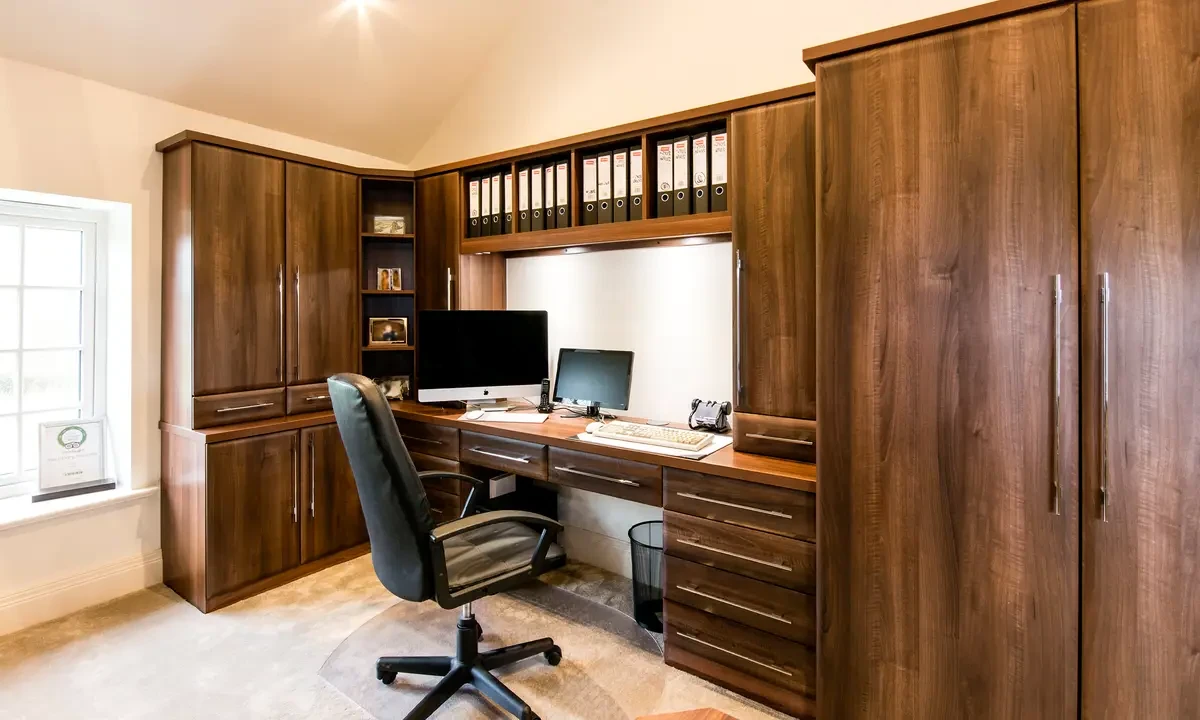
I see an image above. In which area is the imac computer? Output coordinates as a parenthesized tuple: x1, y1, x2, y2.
(552, 348, 634, 418)
(417, 310, 549, 408)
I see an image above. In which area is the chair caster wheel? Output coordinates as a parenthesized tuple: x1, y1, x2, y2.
(544, 646, 562, 666)
(377, 669, 397, 685)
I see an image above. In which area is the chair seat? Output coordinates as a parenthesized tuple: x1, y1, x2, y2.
(443, 521, 565, 591)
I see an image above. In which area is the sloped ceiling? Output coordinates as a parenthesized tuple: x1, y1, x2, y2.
(0, 0, 530, 165)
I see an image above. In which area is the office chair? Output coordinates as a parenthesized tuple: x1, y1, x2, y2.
(327, 373, 566, 720)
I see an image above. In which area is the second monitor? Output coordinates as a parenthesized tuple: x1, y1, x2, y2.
(553, 348, 634, 417)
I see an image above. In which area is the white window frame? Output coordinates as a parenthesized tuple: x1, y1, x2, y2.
(0, 200, 107, 499)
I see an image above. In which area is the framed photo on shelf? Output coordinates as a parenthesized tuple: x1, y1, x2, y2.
(368, 317, 408, 345)
(376, 268, 392, 290)
(373, 215, 407, 234)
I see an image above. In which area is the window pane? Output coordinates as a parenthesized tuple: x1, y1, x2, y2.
(21, 408, 80, 473)
(21, 349, 80, 411)
(23, 288, 81, 349)
(0, 288, 15, 350)
(0, 416, 16, 481)
(0, 225, 18, 285)
(0, 352, 15, 414)
(24, 227, 83, 286)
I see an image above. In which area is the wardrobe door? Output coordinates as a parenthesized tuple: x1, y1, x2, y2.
(192, 144, 285, 395)
(816, 7, 1079, 719)
(286, 162, 358, 385)
(1080, 1, 1200, 717)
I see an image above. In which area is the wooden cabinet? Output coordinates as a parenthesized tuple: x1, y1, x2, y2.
(1079, 0, 1200, 716)
(286, 163, 358, 387)
(300, 423, 368, 564)
(191, 144, 285, 397)
(815, 6, 1079, 719)
(729, 97, 817, 461)
(415, 172, 505, 313)
(206, 431, 301, 599)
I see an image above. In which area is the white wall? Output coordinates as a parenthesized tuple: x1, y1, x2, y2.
(0, 54, 403, 634)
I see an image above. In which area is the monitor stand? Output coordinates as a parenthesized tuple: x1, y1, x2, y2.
(474, 399, 515, 412)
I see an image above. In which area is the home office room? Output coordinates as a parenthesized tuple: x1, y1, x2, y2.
(0, 1, 1195, 719)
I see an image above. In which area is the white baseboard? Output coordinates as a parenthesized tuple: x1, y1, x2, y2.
(0, 550, 163, 637)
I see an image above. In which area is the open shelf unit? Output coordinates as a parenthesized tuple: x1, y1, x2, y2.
(359, 176, 417, 385)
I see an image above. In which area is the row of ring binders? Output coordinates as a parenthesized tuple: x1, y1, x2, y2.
(654, 129, 727, 217)
(581, 147, 643, 225)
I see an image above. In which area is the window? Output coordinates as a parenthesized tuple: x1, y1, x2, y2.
(0, 202, 105, 499)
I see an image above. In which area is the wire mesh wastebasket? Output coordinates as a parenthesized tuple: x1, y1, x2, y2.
(628, 520, 664, 632)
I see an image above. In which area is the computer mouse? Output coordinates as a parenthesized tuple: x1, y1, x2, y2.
(585, 421, 603, 434)
(465, 409, 485, 420)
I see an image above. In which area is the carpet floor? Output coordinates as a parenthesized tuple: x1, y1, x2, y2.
(0, 556, 790, 719)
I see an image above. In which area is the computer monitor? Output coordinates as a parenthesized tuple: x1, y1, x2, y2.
(552, 348, 634, 416)
(417, 310, 549, 405)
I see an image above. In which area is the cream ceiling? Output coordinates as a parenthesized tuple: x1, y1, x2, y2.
(0, 0, 527, 165)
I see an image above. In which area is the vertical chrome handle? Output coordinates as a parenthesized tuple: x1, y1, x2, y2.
(309, 435, 316, 519)
(735, 248, 744, 404)
(1052, 274, 1062, 515)
(276, 265, 285, 383)
(446, 267, 454, 309)
(292, 267, 300, 381)
(1100, 272, 1110, 521)
(291, 438, 298, 523)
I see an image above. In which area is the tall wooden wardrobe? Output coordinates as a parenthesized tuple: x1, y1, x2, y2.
(810, 0, 1199, 717)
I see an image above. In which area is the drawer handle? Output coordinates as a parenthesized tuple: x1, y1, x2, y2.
(554, 466, 639, 487)
(676, 492, 792, 519)
(304, 394, 330, 402)
(401, 434, 444, 446)
(470, 448, 530, 464)
(675, 632, 793, 677)
(745, 433, 813, 446)
(677, 538, 792, 571)
(675, 585, 791, 625)
(216, 402, 275, 413)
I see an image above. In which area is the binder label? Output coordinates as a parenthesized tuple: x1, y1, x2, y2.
(490, 175, 501, 213)
(657, 144, 673, 191)
(630, 149, 643, 195)
(556, 163, 569, 207)
(613, 152, 627, 199)
(692, 136, 708, 187)
(469, 179, 480, 219)
(504, 173, 514, 213)
(597, 155, 612, 201)
(518, 169, 529, 211)
(712, 132, 728, 185)
(481, 176, 491, 216)
(544, 166, 555, 209)
(673, 140, 689, 191)
(583, 157, 598, 202)
(531, 167, 543, 210)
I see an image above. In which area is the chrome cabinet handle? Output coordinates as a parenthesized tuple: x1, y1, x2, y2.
(675, 492, 792, 519)
(309, 435, 316, 519)
(1100, 272, 1110, 522)
(735, 249, 744, 405)
(277, 265, 285, 383)
(216, 402, 275, 413)
(676, 632, 792, 677)
(677, 538, 791, 571)
(446, 268, 453, 309)
(293, 267, 300, 381)
(470, 448, 530, 464)
(401, 434, 443, 446)
(554, 466, 639, 486)
(291, 438, 298, 523)
(1053, 274, 1063, 515)
(675, 585, 792, 624)
(745, 433, 813, 446)
(304, 394, 330, 402)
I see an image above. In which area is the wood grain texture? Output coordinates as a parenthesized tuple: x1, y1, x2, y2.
(548, 447, 663, 506)
(730, 413, 816, 463)
(663, 467, 814, 540)
(816, 7, 1080, 719)
(457, 253, 506, 309)
(731, 98, 816, 421)
(191, 143, 286, 395)
(286, 162, 358, 385)
(205, 431, 300, 598)
(161, 146, 194, 427)
(160, 430, 207, 611)
(155, 130, 412, 178)
(396, 417, 460, 459)
(665, 510, 815, 592)
(415, 172, 458, 312)
(192, 387, 285, 429)
(300, 423, 369, 564)
(1079, 0, 1200, 717)
(664, 644, 816, 719)
(285, 382, 333, 415)
(204, 543, 369, 613)
(460, 211, 730, 254)
(460, 430, 548, 480)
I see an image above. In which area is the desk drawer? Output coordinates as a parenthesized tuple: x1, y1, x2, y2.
(666, 555, 814, 645)
(665, 510, 815, 592)
(193, 388, 285, 429)
(548, 447, 662, 506)
(665, 600, 815, 697)
(461, 431, 547, 480)
(426, 488, 460, 523)
(664, 468, 815, 540)
(732, 412, 816, 463)
(411, 452, 465, 496)
(286, 383, 332, 414)
(396, 419, 459, 460)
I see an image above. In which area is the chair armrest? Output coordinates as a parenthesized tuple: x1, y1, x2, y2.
(417, 470, 485, 486)
(430, 510, 563, 543)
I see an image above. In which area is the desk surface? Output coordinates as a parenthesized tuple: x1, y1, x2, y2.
(160, 401, 816, 493)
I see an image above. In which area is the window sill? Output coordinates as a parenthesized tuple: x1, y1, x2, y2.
(0, 486, 158, 534)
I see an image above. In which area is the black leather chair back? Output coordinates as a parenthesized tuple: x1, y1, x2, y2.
(328, 373, 435, 602)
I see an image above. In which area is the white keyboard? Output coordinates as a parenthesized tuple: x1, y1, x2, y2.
(592, 420, 713, 452)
